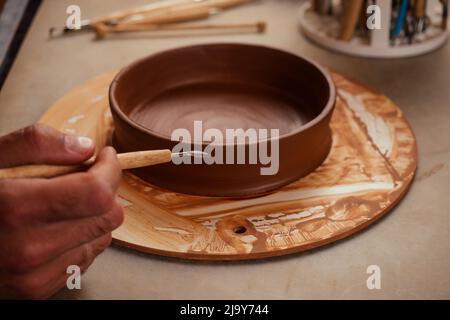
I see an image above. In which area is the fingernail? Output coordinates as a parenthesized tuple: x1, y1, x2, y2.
(66, 135, 94, 153)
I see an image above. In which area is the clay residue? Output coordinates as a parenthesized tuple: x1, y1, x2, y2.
(417, 163, 446, 181)
(153, 226, 192, 236)
(173, 182, 394, 218)
(215, 215, 268, 254)
(117, 196, 133, 208)
(338, 89, 393, 157)
(67, 114, 85, 124)
(91, 95, 105, 103)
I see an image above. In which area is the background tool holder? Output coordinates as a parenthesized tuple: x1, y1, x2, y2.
(300, 0, 448, 58)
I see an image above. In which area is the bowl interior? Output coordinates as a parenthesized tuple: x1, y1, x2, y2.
(110, 44, 332, 142)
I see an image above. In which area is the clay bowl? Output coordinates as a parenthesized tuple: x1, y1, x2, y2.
(109, 43, 336, 197)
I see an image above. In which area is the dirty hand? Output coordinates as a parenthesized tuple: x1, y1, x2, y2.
(0, 124, 123, 299)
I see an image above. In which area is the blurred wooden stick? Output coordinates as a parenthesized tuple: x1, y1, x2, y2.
(93, 0, 253, 25)
(92, 0, 256, 38)
(95, 21, 266, 39)
(50, 0, 256, 37)
(338, 0, 364, 41)
(94, 4, 213, 32)
(0, 150, 173, 179)
(442, 0, 448, 30)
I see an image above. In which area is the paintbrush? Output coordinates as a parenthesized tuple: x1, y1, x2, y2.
(0, 150, 206, 179)
(392, 0, 409, 39)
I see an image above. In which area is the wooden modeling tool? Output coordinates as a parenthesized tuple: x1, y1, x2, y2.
(36, 70, 418, 260)
(358, 0, 369, 36)
(0, 150, 206, 179)
(49, 0, 255, 38)
(338, 0, 364, 41)
(94, 21, 266, 39)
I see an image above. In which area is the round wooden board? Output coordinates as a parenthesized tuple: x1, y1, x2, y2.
(39, 70, 417, 261)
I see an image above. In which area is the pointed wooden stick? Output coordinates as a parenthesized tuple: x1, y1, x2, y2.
(94, 21, 266, 39)
(0, 150, 174, 179)
(93, 5, 214, 38)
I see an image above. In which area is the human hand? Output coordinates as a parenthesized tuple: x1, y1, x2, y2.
(0, 124, 123, 299)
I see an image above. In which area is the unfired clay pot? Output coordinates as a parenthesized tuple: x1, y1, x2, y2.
(109, 43, 336, 197)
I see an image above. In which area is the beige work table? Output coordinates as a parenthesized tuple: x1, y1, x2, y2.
(0, 0, 449, 299)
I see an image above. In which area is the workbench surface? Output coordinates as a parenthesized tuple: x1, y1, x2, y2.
(0, 0, 449, 299)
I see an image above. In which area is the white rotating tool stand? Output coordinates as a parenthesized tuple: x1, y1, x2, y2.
(299, 0, 448, 58)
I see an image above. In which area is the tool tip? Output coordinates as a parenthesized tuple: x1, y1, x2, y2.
(172, 151, 209, 159)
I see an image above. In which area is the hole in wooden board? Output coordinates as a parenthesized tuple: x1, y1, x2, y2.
(233, 226, 247, 234)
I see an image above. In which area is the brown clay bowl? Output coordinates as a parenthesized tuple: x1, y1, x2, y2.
(109, 43, 336, 197)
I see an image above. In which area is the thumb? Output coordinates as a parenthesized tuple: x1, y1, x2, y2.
(0, 123, 95, 168)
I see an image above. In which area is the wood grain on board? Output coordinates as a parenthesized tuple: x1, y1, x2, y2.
(39, 70, 417, 261)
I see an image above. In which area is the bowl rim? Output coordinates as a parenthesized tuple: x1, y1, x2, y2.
(109, 43, 336, 146)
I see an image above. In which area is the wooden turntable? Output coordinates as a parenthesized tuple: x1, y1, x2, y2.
(39, 70, 417, 260)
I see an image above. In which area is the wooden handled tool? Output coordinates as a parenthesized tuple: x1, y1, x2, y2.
(50, 0, 255, 37)
(92, 0, 252, 25)
(93, 5, 214, 39)
(415, 0, 426, 17)
(94, 21, 266, 39)
(0, 150, 204, 179)
(413, 0, 427, 34)
(338, 0, 364, 41)
(93, 2, 218, 37)
(93, 0, 258, 39)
